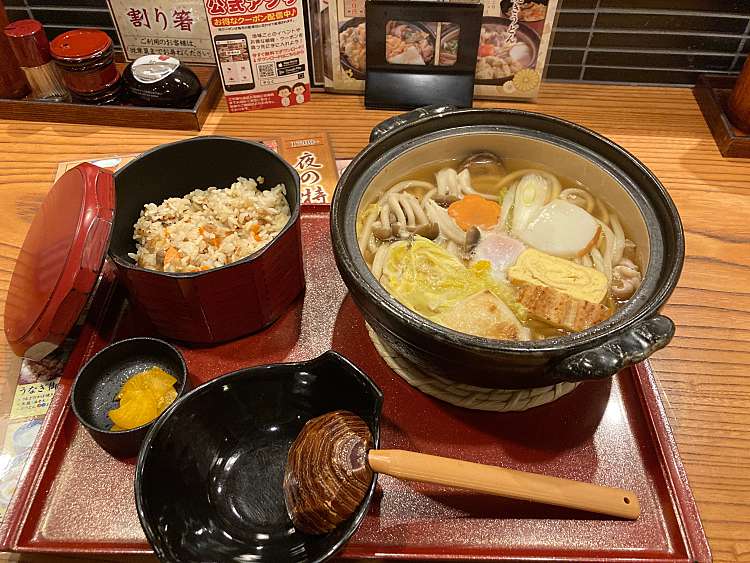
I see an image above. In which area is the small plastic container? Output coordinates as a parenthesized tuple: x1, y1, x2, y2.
(50, 29, 122, 104)
(4, 19, 69, 102)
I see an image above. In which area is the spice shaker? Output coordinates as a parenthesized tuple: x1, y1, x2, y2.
(122, 55, 202, 108)
(50, 29, 122, 104)
(4, 19, 69, 102)
(0, 3, 31, 99)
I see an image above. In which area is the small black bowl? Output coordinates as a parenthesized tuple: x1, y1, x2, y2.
(70, 337, 189, 458)
(135, 351, 383, 563)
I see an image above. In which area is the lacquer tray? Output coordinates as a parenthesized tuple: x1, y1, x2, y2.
(0, 207, 711, 561)
(0, 66, 221, 131)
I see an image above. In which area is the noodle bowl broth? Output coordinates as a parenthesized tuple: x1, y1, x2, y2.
(356, 156, 646, 341)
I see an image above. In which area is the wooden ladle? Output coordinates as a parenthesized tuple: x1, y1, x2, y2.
(283, 410, 640, 534)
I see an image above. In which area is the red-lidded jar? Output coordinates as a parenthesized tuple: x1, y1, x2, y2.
(50, 29, 122, 104)
(4, 19, 70, 102)
(0, 1, 30, 99)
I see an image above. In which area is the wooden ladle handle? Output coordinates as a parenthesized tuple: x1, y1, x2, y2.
(368, 449, 640, 519)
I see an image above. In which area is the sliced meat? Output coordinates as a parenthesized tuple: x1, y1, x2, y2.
(517, 285, 610, 332)
(472, 232, 526, 280)
(435, 290, 530, 341)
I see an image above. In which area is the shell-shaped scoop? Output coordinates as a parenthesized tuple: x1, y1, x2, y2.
(285, 409, 641, 536)
(458, 151, 506, 177)
(284, 410, 374, 535)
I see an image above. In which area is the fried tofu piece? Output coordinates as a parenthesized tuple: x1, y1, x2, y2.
(435, 290, 531, 341)
(517, 285, 610, 332)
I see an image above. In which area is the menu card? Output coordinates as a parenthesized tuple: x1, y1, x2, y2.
(323, 0, 559, 101)
(204, 0, 312, 112)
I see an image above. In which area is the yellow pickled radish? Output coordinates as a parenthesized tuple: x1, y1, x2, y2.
(108, 389, 159, 430)
(118, 367, 177, 398)
(156, 387, 178, 413)
(108, 367, 179, 431)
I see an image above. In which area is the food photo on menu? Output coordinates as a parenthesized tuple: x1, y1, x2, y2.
(0, 0, 745, 562)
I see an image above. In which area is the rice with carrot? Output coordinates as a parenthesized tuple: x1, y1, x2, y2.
(129, 177, 290, 273)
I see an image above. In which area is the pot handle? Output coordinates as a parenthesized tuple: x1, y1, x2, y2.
(552, 315, 675, 382)
(370, 105, 457, 143)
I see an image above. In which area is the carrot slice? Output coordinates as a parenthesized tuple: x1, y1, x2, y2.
(478, 44, 495, 57)
(447, 194, 501, 231)
(164, 246, 180, 264)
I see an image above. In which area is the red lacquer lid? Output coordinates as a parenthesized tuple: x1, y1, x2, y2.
(4, 19, 51, 67)
(50, 29, 112, 62)
(4, 163, 115, 360)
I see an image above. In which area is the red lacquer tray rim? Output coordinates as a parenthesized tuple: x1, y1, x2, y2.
(0, 212, 711, 562)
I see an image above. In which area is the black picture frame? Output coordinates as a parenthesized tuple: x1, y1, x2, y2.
(364, 0, 483, 110)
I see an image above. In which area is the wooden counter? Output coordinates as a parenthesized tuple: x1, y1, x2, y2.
(0, 84, 747, 562)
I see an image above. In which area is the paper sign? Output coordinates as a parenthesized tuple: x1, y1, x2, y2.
(9, 379, 60, 421)
(108, 0, 215, 64)
(324, 0, 558, 100)
(472, 0, 559, 100)
(204, 0, 311, 112)
(280, 133, 338, 204)
(0, 419, 44, 519)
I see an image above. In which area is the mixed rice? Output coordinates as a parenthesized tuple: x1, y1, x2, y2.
(130, 177, 290, 273)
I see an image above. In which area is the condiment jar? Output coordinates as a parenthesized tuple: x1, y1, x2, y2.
(122, 55, 201, 108)
(4, 19, 69, 102)
(50, 29, 122, 104)
(0, 2, 30, 99)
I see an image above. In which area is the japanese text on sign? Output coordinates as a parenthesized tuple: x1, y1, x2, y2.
(206, 0, 296, 15)
(211, 8, 297, 26)
(108, 1, 214, 64)
(10, 379, 60, 420)
(294, 151, 328, 204)
(205, 0, 310, 112)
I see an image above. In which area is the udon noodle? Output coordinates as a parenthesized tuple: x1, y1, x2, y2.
(357, 154, 643, 340)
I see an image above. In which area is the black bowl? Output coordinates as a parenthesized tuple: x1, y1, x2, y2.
(135, 351, 383, 563)
(70, 337, 189, 458)
(108, 136, 305, 345)
(331, 106, 684, 388)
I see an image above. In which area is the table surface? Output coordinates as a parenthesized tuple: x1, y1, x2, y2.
(0, 85, 747, 563)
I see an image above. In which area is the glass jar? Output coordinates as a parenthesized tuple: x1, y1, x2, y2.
(4, 19, 69, 102)
(50, 29, 122, 104)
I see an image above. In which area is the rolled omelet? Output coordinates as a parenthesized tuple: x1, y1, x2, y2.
(508, 248, 608, 304)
